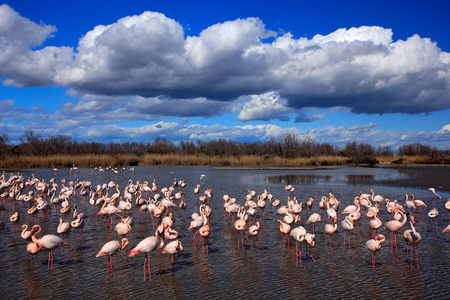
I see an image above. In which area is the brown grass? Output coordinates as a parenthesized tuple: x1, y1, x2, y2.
(0, 154, 447, 169)
(376, 155, 450, 165)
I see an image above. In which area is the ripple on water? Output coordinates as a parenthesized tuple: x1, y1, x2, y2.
(0, 166, 449, 298)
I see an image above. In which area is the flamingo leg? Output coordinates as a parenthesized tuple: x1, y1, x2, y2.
(147, 253, 152, 282)
(143, 257, 147, 282)
(309, 248, 316, 264)
(416, 247, 419, 271)
(343, 231, 346, 253)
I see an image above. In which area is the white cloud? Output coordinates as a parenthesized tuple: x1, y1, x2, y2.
(234, 92, 292, 121)
(1, 5, 448, 118)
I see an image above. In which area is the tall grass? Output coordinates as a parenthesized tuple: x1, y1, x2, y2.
(0, 154, 447, 169)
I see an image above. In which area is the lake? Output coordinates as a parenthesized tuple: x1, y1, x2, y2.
(0, 165, 449, 299)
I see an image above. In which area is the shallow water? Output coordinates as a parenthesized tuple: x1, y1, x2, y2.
(0, 165, 449, 299)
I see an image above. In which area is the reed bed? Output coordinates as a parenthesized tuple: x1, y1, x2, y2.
(0, 154, 447, 169)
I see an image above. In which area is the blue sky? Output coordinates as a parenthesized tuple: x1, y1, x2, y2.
(0, 0, 449, 149)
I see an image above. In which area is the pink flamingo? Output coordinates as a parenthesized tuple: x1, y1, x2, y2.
(404, 216, 422, 270)
(10, 212, 20, 234)
(115, 218, 132, 239)
(290, 225, 306, 267)
(278, 219, 292, 247)
(96, 238, 129, 276)
(57, 218, 71, 242)
(368, 213, 383, 237)
(164, 224, 179, 242)
(97, 201, 122, 232)
(30, 225, 68, 271)
(21, 224, 33, 242)
(306, 213, 321, 234)
(428, 188, 441, 200)
(199, 217, 210, 253)
(303, 233, 316, 263)
(411, 194, 427, 214)
(324, 220, 338, 246)
(128, 234, 164, 282)
(162, 240, 184, 264)
(341, 216, 354, 252)
(234, 217, 247, 252)
(428, 208, 439, 234)
(364, 234, 386, 268)
(249, 221, 260, 252)
(384, 208, 407, 253)
(71, 215, 85, 242)
(26, 242, 41, 266)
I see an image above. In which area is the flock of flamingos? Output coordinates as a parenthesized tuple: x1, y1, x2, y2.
(0, 168, 449, 282)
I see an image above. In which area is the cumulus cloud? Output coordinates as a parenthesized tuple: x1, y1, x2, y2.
(0, 4, 73, 87)
(234, 92, 292, 121)
(0, 4, 448, 119)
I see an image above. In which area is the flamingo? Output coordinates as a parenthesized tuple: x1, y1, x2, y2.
(410, 194, 427, 214)
(73, 204, 88, 220)
(162, 240, 184, 264)
(370, 189, 385, 205)
(96, 238, 129, 275)
(306, 213, 321, 234)
(306, 198, 314, 214)
(164, 225, 179, 242)
(303, 233, 316, 263)
(341, 197, 360, 215)
(189, 213, 205, 247)
(26, 242, 41, 266)
(30, 225, 68, 271)
(278, 220, 292, 247)
(97, 200, 122, 231)
(428, 188, 441, 200)
(199, 217, 210, 253)
(272, 199, 280, 207)
(10, 212, 20, 233)
(234, 217, 247, 252)
(384, 208, 407, 253)
(115, 218, 132, 239)
(368, 213, 383, 237)
(405, 194, 416, 214)
(128, 234, 164, 282)
(364, 234, 386, 268)
(290, 225, 306, 267)
(324, 220, 338, 246)
(71, 215, 85, 241)
(326, 199, 338, 224)
(428, 208, 439, 234)
(342, 216, 354, 252)
(404, 216, 422, 270)
(57, 218, 71, 241)
(21, 224, 33, 242)
(248, 221, 260, 251)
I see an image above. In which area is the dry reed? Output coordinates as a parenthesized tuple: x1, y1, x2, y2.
(0, 154, 446, 169)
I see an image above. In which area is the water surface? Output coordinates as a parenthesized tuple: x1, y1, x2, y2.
(0, 165, 449, 299)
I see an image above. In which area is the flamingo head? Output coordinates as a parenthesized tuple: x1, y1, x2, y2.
(30, 225, 41, 234)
